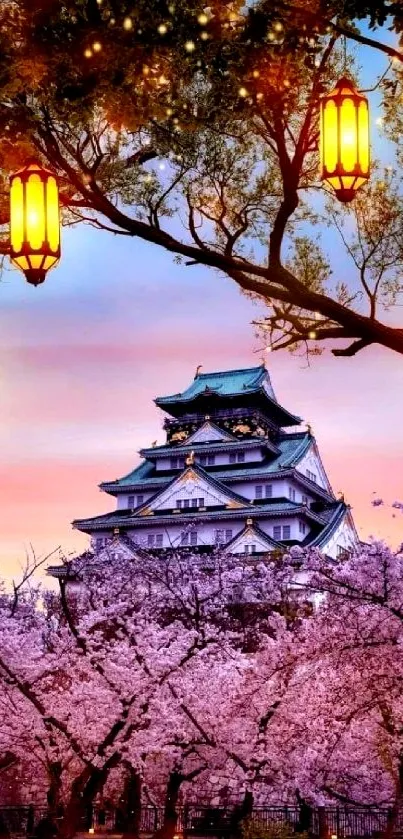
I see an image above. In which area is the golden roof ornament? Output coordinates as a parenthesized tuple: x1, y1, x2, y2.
(152, 440, 157, 447)
(195, 364, 203, 378)
(246, 517, 253, 526)
(306, 423, 312, 435)
(185, 450, 195, 466)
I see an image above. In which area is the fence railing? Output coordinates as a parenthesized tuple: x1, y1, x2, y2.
(0, 804, 402, 839)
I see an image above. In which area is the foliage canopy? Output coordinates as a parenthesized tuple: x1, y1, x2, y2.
(1, 1, 403, 357)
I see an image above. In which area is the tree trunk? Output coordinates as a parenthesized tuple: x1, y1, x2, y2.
(59, 756, 120, 839)
(295, 789, 312, 835)
(120, 765, 142, 839)
(152, 771, 183, 839)
(230, 790, 254, 837)
(47, 761, 63, 821)
(384, 755, 403, 839)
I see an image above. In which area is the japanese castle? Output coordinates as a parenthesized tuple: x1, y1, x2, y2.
(70, 365, 358, 559)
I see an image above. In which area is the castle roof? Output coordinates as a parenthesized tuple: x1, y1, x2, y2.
(100, 432, 315, 494)
(155, 365, 301, 426)
(72, 498, 332, 534)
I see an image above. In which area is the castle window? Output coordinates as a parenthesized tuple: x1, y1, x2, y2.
(229, 453, 236, 464)
(237, 452, 245, 463)
(95, 537, 104, 550)
(137, 494, 144, 506)
(282, 525, 291, 540)
(183, 499, 190, 508)
(337, 545, 349, 558)
(170, 457, 178, 469)
(176, 499, 182, 508)
(147, 533, 164, 547)
(180, 531, 189, 546)
(198, 497, 205, 507)
(179, 456, 186, 468)
(128, 495, 135, 508)
(306, 470, 317, 483)
(273, 525, 281, 540)
(190, 531, 198, 546)
(302, 494, 308, 505)
(215, 529, 224, 544)
(199, 454, 215, 466)
(265, 484, 273, 498)
(191, 498, 198, 508)
(244, 544, 256, 554)
(299, 521, 306, 534)
(255, 485, 263, 499)
(225, 529, 233, 541)
(289, 487, 296, 501)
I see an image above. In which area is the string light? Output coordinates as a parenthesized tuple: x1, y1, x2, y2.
(84, 48, 93, 58)
(158, 23, 168, 34)
(238, 87, 248, 98)
(92, 41, 102, 52)
(197, 12, 209, 24)
(123, 17, 133, 30)
(200, 31, 209, 40)
(185, 40, 195, 52)
(308, 331, 317, 339)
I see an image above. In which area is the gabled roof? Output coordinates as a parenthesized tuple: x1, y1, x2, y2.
(155, 365, 301, 427)
(308, 502, 358, 550)
(133, 463, 249, 517)
(226, 521, 278, 553)
(185, 420, 237, 445)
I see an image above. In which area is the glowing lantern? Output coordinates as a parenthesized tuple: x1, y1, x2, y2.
(9, 160, 60, 286)
(320, 76, 370, 203)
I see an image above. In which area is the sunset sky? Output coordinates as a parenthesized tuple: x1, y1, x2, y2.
(1, 32, 402, 581)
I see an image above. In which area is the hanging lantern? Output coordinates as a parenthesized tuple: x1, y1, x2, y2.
(320, 76, 370, 203)
(9, 160, 60, 286)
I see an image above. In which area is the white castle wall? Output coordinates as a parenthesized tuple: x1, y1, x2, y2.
(154, 446, 265, 471)
(91, 515, 308, 551)
(320, 515, 356, 559)
(117, 492, 153, 510)
(296, 444, 331, 491)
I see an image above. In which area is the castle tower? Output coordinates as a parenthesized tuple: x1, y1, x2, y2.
(72, 365, 358, 559)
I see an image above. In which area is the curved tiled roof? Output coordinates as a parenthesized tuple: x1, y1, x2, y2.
(308, 502, 355, 549)
(100, 432, 313, 493)
(155, 365, 301, 426)
(73, 500, 327, 533)
(156, 365, 268, 404)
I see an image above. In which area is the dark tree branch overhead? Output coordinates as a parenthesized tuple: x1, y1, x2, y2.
(1, 0, 403, 358)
